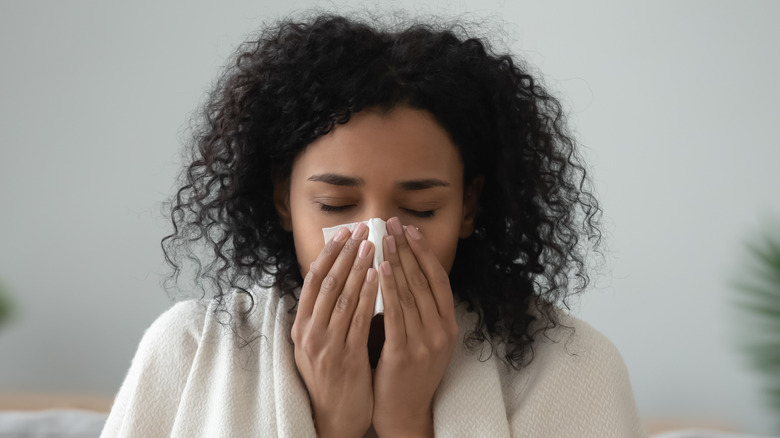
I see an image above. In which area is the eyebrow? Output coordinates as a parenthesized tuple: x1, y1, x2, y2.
(307, 173, 365, 186)
(307, 173, 450, 191)
(395, 178, 450, 191)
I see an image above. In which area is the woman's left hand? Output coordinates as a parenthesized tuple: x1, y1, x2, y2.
(371, 217, 459, 438)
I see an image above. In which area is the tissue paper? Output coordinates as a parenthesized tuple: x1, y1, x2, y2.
(322, 218, 388, 316)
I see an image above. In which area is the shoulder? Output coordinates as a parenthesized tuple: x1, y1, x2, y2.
(530, 313, 627, 377)
(453, 304, 624, 376)
(103, 286, 297, 437)
(503, 312, 647, 437)
(436, 308, 646, 437)
(138, 286, 295, 355)
(122, 285, 297, 388)
(510, 312, 634, 399)
(137, 299, 207, 353)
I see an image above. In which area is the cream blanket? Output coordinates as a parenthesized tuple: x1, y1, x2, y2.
(102, 288, 647, 437)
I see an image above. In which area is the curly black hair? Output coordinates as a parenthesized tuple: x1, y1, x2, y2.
(162, 13, 601, 369)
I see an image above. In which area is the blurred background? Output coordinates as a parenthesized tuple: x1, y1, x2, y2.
(1, 0, 779, 434)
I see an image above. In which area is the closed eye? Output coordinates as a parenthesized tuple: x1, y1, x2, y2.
(402, 208, 435, 218)
(317, 203, 435, 218)
(318, 203, 354, 213)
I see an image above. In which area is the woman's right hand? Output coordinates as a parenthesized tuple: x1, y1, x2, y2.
(291, 223, 378, 438)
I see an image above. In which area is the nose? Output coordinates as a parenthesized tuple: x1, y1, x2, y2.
(360, 200, 395, 225)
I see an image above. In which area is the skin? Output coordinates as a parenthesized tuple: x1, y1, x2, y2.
(274, 106, 481, 438)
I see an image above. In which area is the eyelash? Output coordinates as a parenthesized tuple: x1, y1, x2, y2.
(318, 204, 435, 218)
(406, 208, 435, 218)
(318, 204, 352, 213)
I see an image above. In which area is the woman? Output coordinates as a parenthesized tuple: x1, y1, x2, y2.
(102, 13, 646, 437)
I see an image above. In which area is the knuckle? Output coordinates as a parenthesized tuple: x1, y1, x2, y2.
(302, 271, 313, 287)
(334, 293, 351, 313)
(342, 238, 360, 254)
(306, 265, 320, 282)
(321, 241, 339, 258)
(412, 345, 431, 362)
(351, 311, 368, 330)
(399, 289, 416, 308)
(430, 330, 449, 351)
(320, 274, 338, 295)
(409, 270, 429, 289)
(290, 324, 302, 344)
(300, 333, 322, 356)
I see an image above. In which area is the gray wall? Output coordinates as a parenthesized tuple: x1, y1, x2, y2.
(1, 0, 779, 433)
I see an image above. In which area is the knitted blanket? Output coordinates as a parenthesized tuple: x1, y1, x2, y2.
(101, 288, 647, 437)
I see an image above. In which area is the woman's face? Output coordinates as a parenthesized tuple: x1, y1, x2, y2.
(274, 106, 480, 277)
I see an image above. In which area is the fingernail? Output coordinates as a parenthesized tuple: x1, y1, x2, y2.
(388, 217, 403, 236)
(335, 227, 350, 242)
(386, 235, 396, 254)
(359, 240, 371, 258)
(380, 261, 392, 276)
(352, 223, 368, 240)
(366, 268, 376, 282)
(407, 225, 421, 240)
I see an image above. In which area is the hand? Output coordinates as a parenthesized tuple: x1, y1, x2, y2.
(291, 223, 379, 438)
(372, 217, 459, 437)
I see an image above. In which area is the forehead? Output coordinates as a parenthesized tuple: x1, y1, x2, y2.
(292, 107, 464, 185)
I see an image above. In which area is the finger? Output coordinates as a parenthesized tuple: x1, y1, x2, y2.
(297, 226, 351, 320)
(329, 239, 375, 340)
(346, 267, 379, 348)
(384, 234, 423, 336)
(404, 224, 456, 320)
(378, 259, 406, 347)
(386, 217, 438, 322)
(311, 223, 369, 327)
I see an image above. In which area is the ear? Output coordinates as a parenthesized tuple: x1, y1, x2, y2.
(459, 176, 484, 239)
(272, 173, 293, 232)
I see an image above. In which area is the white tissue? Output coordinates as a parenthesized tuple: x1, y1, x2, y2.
(322, 218, 388, 316)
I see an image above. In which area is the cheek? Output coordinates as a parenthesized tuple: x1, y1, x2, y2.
(289, 189, 331, 276)
(292, 223, 326, 277)
(426, 204, 464, 273)
(423, 226, 460, 274)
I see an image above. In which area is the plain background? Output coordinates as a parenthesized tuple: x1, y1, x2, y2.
(1, 0, 779, 434)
